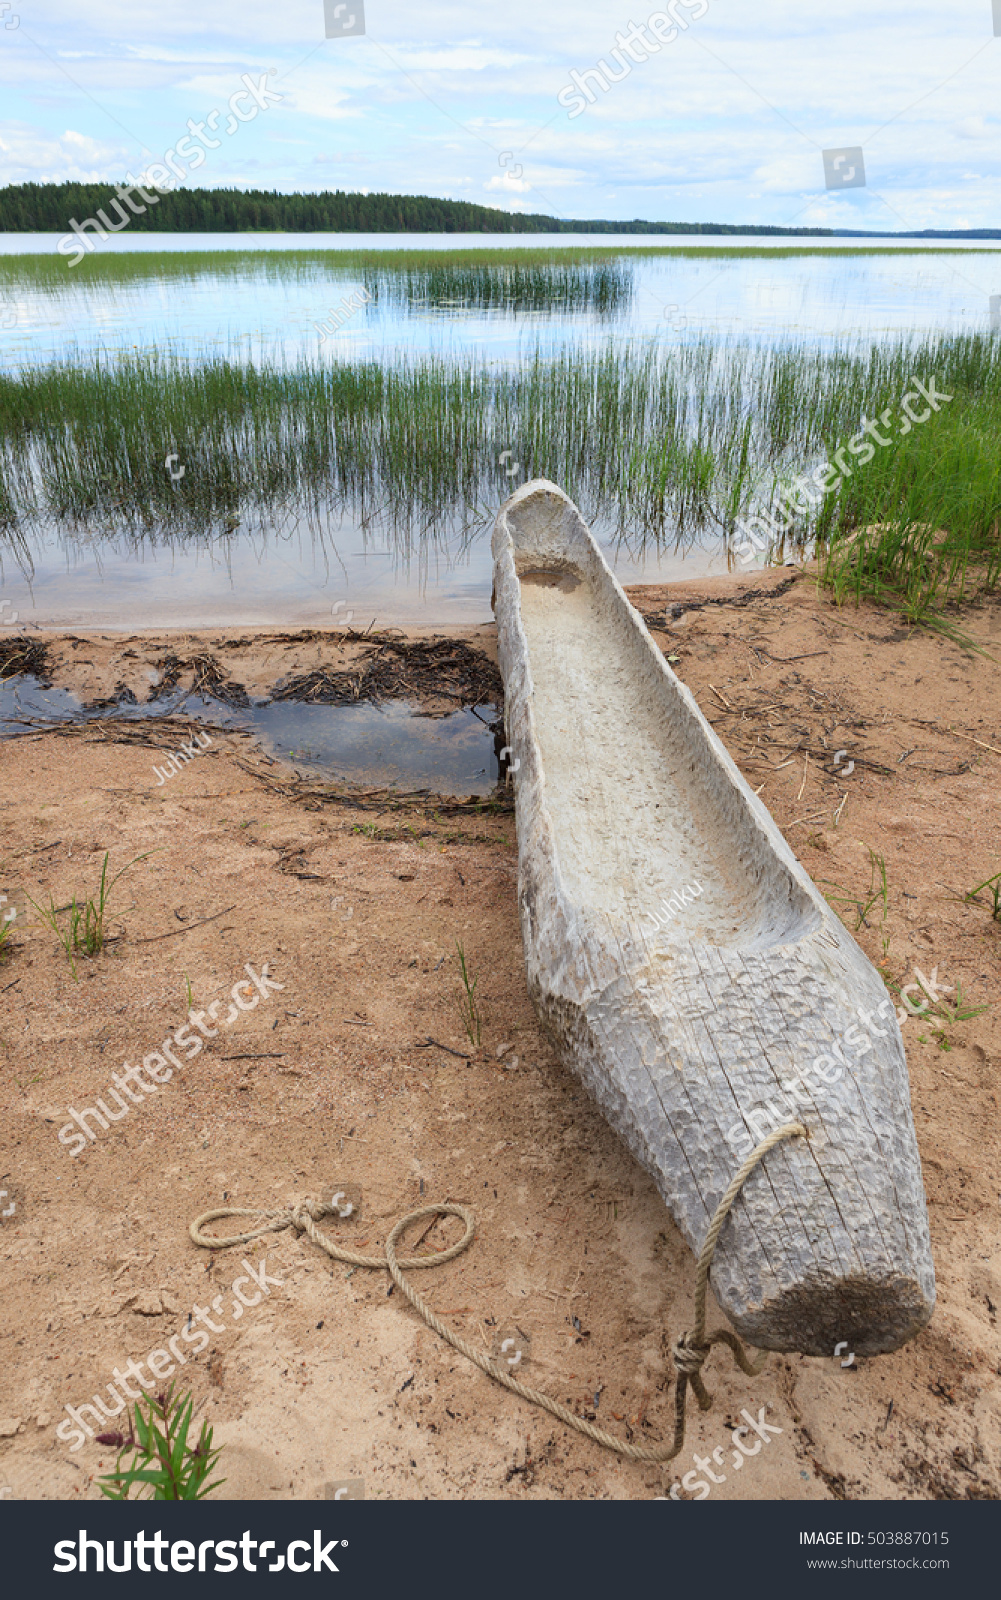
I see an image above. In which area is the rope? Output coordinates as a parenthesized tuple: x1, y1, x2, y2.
(189, 1120, 807, 1465)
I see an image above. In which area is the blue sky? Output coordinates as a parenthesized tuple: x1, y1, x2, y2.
(0, 1, 999, 228)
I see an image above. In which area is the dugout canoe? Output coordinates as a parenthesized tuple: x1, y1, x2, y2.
(491, 480, 935, 1356)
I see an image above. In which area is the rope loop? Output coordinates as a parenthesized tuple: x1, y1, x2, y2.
(189, 1121, 807, 1468)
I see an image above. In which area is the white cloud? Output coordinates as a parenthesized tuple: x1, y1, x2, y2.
(483, 197, 539, 212)
(375, 44, 529, 73)
(0, 122, 129, 182)
(484, 174, 533, 193)
(955, 115, 993, 140)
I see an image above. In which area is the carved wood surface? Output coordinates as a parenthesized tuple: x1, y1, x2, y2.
(492, 480, 935, 1356)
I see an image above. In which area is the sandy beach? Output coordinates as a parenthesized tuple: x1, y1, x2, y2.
(1, 568, 999, 1501)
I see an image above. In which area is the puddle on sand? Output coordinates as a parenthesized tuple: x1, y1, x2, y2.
(0, 676, 502, 797)
(253, 701, 500, 794)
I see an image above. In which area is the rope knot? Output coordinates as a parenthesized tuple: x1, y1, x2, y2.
(290, 1198, 326, 1229)
(671, 1332, 708, 1378)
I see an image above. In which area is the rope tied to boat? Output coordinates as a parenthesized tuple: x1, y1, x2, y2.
(189, 1120, 807, 1468)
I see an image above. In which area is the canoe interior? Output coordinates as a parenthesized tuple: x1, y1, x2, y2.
(507, 495, 820, 953)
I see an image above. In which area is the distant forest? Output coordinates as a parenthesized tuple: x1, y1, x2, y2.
(0, 182, 836, 236)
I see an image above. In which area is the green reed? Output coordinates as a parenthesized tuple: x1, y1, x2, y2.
(1, 243, 997, 299)
(0, 247, 635, 318)
(1, 329, 999, 628)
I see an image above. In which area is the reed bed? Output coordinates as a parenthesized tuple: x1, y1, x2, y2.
(4, 243, 995, 297)
(358, 260, 632, 316)
(0, 249, 634, 318)
(1, 330, 999, 628)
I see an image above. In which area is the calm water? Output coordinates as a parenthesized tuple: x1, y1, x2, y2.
(0, 515, 704, 630)
(0, 673, 501, 793)
(1, 232, 997, 626)
(1, 233, 999, 365)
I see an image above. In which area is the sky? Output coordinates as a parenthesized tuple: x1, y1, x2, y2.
(0, 1, 999, 229)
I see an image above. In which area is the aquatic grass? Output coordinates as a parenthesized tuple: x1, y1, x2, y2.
(1, 328, 999, 626)
(360, 259, 633, 316)
(1, 243, 998, 298)
(0, 248, 633, 318)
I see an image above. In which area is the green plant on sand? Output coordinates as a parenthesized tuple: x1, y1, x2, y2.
(97, 1384, 225, 1501)
(28, 849, 157, 977)
(821, 846, 888, 934)
(965, 869, 1001, 924)
(455, 939, 482, 1047)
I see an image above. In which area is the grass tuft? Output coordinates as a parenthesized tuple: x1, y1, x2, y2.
(455, 939, 482, 1047)
(0, 896, 15, 959)
(28, 849, 157, 977)
(965, 869, 1001, 924)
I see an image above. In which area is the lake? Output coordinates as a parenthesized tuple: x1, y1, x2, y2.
(1, 233, 998, 630)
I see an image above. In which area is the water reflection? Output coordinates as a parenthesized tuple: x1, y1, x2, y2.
(0, 239, 994, 623)
(1, 240, 998, 367)
(0, 672, 502, 794)
(0, 510, 733, 630)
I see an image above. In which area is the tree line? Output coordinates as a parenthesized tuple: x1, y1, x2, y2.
(0, 182, 836, 236)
